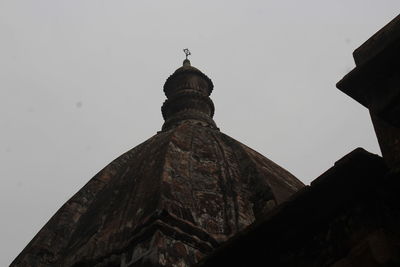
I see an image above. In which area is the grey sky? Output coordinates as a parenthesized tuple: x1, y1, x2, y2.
(1, 1, 399, 265)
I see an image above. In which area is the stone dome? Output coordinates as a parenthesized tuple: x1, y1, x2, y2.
(11, 59, 304, 267)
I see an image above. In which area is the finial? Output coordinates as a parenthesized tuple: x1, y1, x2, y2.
(183, 48, 191, 59)
(183, 48, 191, 66)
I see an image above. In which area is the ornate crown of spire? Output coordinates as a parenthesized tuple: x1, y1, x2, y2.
(161, 50, 217, 130)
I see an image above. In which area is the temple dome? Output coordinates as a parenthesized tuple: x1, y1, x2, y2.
(11, 59, 304, 267)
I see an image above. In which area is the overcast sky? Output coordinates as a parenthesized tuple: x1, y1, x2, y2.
(1, 1, 399, 265)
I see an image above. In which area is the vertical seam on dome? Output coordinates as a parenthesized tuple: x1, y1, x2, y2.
(227, 138, 278, 215)
(188, 125, 196, 220)
(210, 131, 238, 236)
(214, 132, 241, 232)
(154, 130, 176, 212)
(61, 137, 160, 264)
(116, 135, 162, 235)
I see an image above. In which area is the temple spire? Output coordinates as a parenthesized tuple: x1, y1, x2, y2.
(161, 51, 216, 131)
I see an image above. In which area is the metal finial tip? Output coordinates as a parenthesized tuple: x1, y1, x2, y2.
(183, 48, 191, 60)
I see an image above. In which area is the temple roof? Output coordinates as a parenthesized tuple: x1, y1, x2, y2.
(11, 59, 304, 267)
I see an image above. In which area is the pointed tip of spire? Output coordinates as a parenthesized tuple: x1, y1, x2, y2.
(183, 59, 191, 67)
(183, 48, 191, 66)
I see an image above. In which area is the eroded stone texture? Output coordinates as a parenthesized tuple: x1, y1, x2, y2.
(11, 121, 303, 267)
(11, 60, 303, 267)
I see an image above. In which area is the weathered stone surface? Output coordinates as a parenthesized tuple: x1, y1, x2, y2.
(11, 121, 303, 267)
